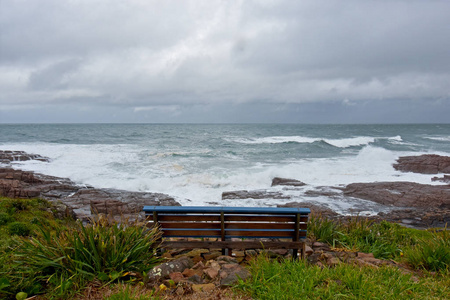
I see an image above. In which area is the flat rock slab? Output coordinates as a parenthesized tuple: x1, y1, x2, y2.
(343, 181, 450, 209)
(393, 154, 450, 174)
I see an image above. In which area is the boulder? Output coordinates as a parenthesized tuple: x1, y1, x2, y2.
(393, 154, 450, 174)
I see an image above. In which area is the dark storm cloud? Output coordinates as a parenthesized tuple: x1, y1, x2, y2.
(0, 0, 449, 123)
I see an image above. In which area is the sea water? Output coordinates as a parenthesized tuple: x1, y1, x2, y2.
(1, 124, 449, 214)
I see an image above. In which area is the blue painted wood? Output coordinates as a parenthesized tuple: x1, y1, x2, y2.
(143, 206, 311, 214)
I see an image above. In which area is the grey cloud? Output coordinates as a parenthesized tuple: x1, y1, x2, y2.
(1, 0, 449, 123)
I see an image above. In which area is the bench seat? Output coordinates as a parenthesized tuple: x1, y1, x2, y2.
(143, 206, 310, 259)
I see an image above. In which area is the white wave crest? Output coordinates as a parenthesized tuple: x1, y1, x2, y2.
(323, 137, 375, 148)
(231, 136, 319, 144)
(424, 136, 450, 142)
(231, 136, 376, 148)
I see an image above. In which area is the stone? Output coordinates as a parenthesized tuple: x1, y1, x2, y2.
(305, 245, 314, 256)
(183, 249, 209, 257)
(203, 267, 219, 279)
(182, 268, 203, 278)
(393, 154, 450, 174)
(245, 250, 257, 257)
(192, 283, 216, 292)
(232, 250, 245, 257)
(202, 251, 222, 261)
(146, 257, 194, 285)
(327, 257, 340, 266)
(168, 272, 184, 283)
(187, 275, 204, 284)
(312, 242, 331, 251)
(192, 261, 205, 270)
(271, 177, 306, 187)
(216, 256, 238, 265)
(219, 264, 251, 287)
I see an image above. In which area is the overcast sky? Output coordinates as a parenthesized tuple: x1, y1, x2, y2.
(1, 0, 449, 123)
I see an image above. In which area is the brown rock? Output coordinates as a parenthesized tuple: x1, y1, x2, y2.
(393, 154, 450, 174)
(203, 267, 219, 279)
(182, 268, 203, 278)
(343, 182, 450, 209)
(168, 272, 185, 283)
(187, 274, 204, 284)
(183, 249, 209, 258)
(271, 177, 306, 187)
(327, 257, 340, 266)
(219, 264, 251, 286)
(216, 256, 238, 265)
(202, 251, 222, 261)
(305, 245, 314, 256)
(312, 242, 331, 251)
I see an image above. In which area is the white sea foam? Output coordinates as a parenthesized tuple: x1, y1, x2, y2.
(2, 141, 447, 213)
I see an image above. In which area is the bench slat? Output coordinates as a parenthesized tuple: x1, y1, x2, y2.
(161, 229, 307, 238)
(161, 240, 305, 249)
(152, 222, 307, 230)
(147, 214, 307, 223)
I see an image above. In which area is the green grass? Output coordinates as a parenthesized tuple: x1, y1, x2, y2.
(236, 255, 450, 299)
(308, 215, 436, 260)
(404, 228, 450, 271)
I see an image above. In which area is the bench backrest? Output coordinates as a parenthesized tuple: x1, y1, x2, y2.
(143, 206, 310, 240)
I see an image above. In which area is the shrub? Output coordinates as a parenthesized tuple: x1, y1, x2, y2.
(8, 216, 162, 298)
(0, 212, 13, 225)
(7, 222, 30, 236)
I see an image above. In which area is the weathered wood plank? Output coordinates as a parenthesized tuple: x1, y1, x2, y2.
(161, 240, 304, 249)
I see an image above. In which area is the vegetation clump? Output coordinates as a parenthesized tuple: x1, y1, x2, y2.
(0, 212, 13, 225)
(7, 222, 30, 236)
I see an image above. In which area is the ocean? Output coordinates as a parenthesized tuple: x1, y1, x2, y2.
(1, 123, 449, 215)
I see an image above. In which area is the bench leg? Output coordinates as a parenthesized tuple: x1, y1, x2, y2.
(300, 243, 305, 260)
(292, 248, 298, 260)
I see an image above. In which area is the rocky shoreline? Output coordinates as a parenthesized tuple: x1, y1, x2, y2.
(0, 150, 449, 228)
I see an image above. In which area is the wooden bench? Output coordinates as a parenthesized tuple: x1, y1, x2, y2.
(143, 206, 310, 259)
